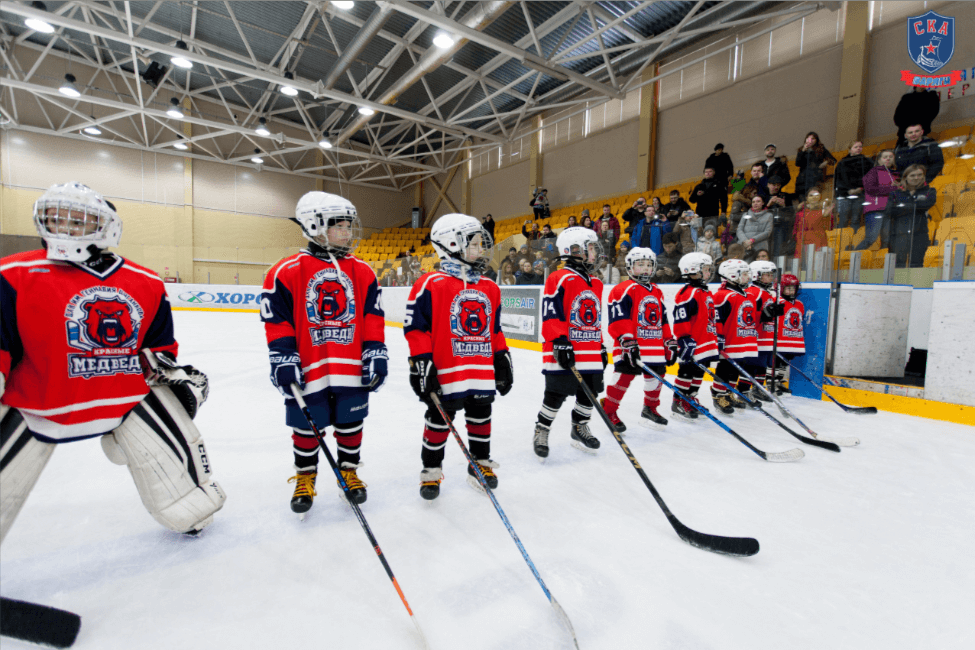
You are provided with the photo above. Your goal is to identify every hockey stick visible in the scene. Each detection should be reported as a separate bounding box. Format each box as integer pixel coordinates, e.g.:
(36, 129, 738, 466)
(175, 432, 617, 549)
(1, 597, 81, 648)
(291, 386, 429, 650)
(776, 353, 878, 414)
(570, 367, 760, 557)
(718, 356, 861, 448)
(429, 394, 580, 650)
(770, 268, 781, 395)
(694, 362, 840, 453)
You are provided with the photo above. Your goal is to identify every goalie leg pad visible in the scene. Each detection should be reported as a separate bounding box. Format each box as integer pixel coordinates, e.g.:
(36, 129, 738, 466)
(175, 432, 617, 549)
(109, 386, 226, 534)
(1, 406, 56, 545)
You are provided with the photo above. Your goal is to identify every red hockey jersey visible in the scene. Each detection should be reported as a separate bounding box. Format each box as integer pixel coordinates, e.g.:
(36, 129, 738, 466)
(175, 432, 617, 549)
(542, 268, 604, 374)
(262, 251, 384, 397)
(777, 298, 806, 354)
(0, 250, 178, 442)
(747, 284, 776, 352)
(404, 272, 507, 401)
(713, 283, 758, 359)
(672, 284, 718, 362)
(607, 280, 672, 365)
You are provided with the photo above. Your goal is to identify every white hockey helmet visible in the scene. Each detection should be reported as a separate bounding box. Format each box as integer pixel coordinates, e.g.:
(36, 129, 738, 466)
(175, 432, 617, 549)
(556, 226, 603, 272)
(294, 191, 361, 256)
(33, 182, 122, 262)
(431, 213, 493, 273)
(718, 258, 751, 286)
(749, 260, 778, 286)
(678, 252, 713, 281)
(625, 247, 656, 284)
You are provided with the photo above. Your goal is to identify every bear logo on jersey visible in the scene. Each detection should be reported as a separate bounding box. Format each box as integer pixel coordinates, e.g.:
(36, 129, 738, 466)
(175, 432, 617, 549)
(636, 295, 663, 339)
(449, 289, 493, 357)
(736, 300, 758, 338)
(569, 290, 602, 342)
(306, 268, 357, 345)
(64, 287, 145, 379)
(783, 306, 804, 338)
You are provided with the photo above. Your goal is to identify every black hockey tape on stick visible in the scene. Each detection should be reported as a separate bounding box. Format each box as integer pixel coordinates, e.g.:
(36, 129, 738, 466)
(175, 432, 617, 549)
(1, 597, 81, 648)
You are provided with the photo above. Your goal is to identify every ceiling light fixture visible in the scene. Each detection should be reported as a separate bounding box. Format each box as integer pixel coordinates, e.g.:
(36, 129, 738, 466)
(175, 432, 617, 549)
(433, 32, 455, 49)
(171, 40, 193, 69)
(83, 125, 101, 136)
(59, 73, 81, 98)
(319, 138, 333, 149)
(166, 97, 184, 119)
(960, 153, 974, 160)
(358, 106, 375, 116)
(280, 71, 299, 96)
(333, 1, 355, 10)
(251, 149, 264, 164)
(173, 141, 188, 150)
(256, 117, 270, 137)
(24, 2, 54, 33)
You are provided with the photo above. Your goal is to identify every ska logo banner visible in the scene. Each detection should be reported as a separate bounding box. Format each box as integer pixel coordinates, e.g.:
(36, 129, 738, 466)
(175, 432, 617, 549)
(908, 11, 953, 74)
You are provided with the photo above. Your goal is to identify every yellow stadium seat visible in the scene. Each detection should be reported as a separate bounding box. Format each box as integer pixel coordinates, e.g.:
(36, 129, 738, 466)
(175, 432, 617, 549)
(923, 246, 942, 268)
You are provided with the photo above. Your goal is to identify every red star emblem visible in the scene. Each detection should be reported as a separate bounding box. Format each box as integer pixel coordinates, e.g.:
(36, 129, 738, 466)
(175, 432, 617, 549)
(924, 43, 937, 54)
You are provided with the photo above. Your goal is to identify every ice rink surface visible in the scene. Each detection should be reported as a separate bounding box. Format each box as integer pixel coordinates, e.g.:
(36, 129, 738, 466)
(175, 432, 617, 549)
(2, 311, 973, 650)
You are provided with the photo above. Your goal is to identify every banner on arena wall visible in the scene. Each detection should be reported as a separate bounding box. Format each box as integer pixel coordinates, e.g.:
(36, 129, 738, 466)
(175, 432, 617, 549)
(788, 282, 831, 400)
(500, 287, 542, 343)
(166, 284, 263, 311)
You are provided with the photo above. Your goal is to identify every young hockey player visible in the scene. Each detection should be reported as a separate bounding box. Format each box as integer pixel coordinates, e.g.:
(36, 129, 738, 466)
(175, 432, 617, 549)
(746, 260, 779, 402)
(1, 182, 224, 542)
(262, 192, 387, 516)
(533, 227, 607, 459)
(771, 274, 806, 394)
(710, 259, 759, 414)
(404, 214, 512, 500)
(601, 247, 675, 431)
(670, 252, 719, 421)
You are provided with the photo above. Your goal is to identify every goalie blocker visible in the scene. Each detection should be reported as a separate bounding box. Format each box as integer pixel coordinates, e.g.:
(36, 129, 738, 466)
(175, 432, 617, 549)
(1, 350, 225, 542)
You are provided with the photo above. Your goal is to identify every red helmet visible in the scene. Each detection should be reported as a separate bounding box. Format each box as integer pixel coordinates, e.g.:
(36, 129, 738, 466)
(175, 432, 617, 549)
(780, 274, 800, 298)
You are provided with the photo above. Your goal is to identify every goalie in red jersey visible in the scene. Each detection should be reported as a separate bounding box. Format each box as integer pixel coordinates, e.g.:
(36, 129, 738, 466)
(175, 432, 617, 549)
(1, 182, 224, 543)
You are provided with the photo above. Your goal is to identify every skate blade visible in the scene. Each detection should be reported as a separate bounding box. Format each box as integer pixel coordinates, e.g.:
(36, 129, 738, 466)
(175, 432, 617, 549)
(671, 412, 699, 423)
(466, 474, 489, 494)
(637, 419, 667, 431)
(297, 512, 307, 522)
(535, 454, 547, 464)
(570, 440, 599, 455)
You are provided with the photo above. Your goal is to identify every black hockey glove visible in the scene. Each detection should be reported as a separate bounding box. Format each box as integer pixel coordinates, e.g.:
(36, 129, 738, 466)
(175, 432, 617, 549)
(601, 345, 609, 370)
(269, 347, 304, 398)
(361, 341, 389, 392)
(140, 349, 210, 418)
(716, 335, 726, 352)
(619, 335, 641, 368)
(762, 301, 785, 321)
(494, 350, 513, 396)
(664, 339, 678, 366)
(676, 336, 697, 364)
(552, 335, 575, 370)
(409, 355, 441, 403)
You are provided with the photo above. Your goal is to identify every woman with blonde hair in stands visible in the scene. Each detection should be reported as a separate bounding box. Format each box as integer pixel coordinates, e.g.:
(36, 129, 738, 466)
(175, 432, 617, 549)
(884, 164, 937, 268)
(792, 186, 833, 257)
(856, 149, 899, 251)
(499, 259, 517, 286)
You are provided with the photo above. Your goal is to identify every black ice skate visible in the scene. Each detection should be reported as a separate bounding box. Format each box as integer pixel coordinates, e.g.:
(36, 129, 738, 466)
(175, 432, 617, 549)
(467, 459, 499, 493)
(671, 393, 699, 421)
(710, 390, 736, 415)
(533, 423, 550, 461)
(570, 422, 600, 454)
(288, 469, 317, 519)
(638, 405, 668, 430)
(750, 386, 773, 403)
(600, 397, 627, 433)
(419, 467, 443, 501)
(728, 391, 749, 410)
(339, 462, 367, 505)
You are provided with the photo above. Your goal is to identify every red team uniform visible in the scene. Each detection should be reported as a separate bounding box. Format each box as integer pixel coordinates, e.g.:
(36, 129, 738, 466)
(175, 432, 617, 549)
(711, 263, 759, 411)
(670, 252, 719, 420)
(769, 275, 806, 394)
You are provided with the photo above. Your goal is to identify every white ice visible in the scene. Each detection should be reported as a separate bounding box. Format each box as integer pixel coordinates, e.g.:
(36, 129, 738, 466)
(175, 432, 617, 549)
(2, 311, 973, 650)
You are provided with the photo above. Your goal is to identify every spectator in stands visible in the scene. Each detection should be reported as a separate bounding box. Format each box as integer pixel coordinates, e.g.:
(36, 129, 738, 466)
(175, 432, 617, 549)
(856, 149, 898, 250)
(792, 187, 832, 256)
(747, 162, 769, 200)
(673, 210, 702, 254)
(654, 233, 682, 283)
(499, 260, 517, 286)
(531, 188, 549, 220)
(760, 144, 791, 187)
(615, 240, 631, 278)
(894, 124, 944, 184)
(795, 132, 837, 199)
(737, 195, 773, 262)
(689, 167, 727, 219)
(754, 249, 771, 262)
(894, 87, 940, 145)
(596, 257, 620, 284)
(834, 141, 873, 231)
(483, 214, 495, 241)
(651, 197, 663, 215)
(506, 246, 518, 268)
(726, 242, 746, 260)
(597, 220, 618, 263)
(662, 189, 691, 222)
(522, 220, 542, 242)
(885, 164, 937, 268)
(533, 258, 547, 277)
(630, 207, 668, 255)
(482, 261, 498, 282)
(516, 258, 541, 285)
(765, 176, 796, 258)
(728, 182, 759, 240)
(621, 197, 647, 229)
(539, 224, 557, 241)
(696, 222, 722, 264)
(705, 143, 735, 190)
(517, 244, 531, 265)
(581, 215, 594, 229)
(595, 204, 621, 240)
(567, 215, 578, 227)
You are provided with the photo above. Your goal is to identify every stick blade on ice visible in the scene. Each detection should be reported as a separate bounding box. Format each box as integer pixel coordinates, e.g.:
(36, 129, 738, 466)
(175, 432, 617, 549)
(1, 597, 81, 649)
(671, 518, 760, 557)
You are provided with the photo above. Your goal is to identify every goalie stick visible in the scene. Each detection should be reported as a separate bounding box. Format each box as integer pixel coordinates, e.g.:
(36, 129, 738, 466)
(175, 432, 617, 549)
(719, 355, 861, 448)
(429, 393, 581, 650)
(291, 386, 429, 650)
(694, 362, 841, 453)
(1, 597, 81, 648)
(776, 353, 878, 415)
(571, 367, 761, 557)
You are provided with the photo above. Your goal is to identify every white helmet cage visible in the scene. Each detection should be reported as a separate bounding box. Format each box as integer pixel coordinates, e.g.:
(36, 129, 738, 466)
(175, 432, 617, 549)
(625, 247, 657, 284)
(718, 258, 751, 286)
(678, 252, 713, 281)
(749, 260, 778, 286)
(430, 213, 494, 273)
(556, 226, 604, 272)
(33, 182, 122, 262)
(294, 191, 361, 256)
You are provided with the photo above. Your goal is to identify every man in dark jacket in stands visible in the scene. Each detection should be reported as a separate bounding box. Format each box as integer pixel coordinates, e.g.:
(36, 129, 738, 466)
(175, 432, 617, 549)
(662, 190, 691, 222)
(539, 223, 557, 241)
(654, 232, 683, 283)
(894, 86, 940, 144)
(760, 144, 791, 187)
(689, 167, 727, 219)
(834, 141, 873, 230)
(621, 197, 647, 228)
(894, 124, 944, 184)
(705, 143, 735, 190)
(765, 176, 795, 258)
